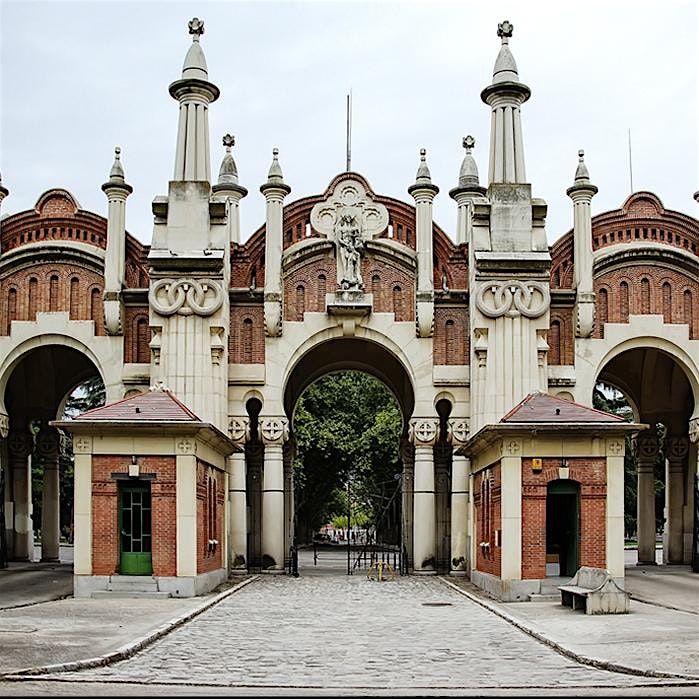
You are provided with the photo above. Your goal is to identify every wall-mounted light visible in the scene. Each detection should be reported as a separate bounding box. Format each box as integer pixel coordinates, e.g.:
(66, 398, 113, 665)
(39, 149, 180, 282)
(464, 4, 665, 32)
(129, 455, 140, 478)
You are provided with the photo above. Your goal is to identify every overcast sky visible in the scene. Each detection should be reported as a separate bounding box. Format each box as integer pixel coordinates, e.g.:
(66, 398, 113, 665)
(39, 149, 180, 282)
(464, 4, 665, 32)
(1, 0, 697, 246)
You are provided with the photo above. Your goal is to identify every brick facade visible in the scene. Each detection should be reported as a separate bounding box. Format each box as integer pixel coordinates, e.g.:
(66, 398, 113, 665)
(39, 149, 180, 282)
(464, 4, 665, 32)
(124, 306, 151, 363)
(283, 254, 335, 320)
(196, 459, 225, 574)
(229, 305, 265, 363)
(473, 463, 502, 577)
(548, 308, 574, 365)
(91, 455, 177, 577)
(521, 457, 606, 579)
(433, 307, 469, 365)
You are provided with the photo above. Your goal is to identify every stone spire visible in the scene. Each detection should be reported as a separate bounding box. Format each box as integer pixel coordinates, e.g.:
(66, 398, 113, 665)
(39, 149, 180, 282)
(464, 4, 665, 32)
(449, 136, 487, 245)
(212, 134, 248, 244)
(101, 147, 133, 335)
(169, 17, 220, 182)
(481, 21, 531, 185)
(408, 149, 438, 338)
(567, 149, 598, 338)
(261, 148, 291, 337)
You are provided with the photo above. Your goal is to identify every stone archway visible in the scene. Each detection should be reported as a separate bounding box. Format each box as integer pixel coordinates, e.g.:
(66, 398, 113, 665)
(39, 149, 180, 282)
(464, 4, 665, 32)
(597, 346, 696, 566)
(1, 344, 103, 563)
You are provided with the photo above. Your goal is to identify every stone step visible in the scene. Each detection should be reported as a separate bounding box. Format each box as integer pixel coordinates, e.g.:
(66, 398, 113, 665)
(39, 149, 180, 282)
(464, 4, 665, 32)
(528, 593, 560, 602)
(91, 590, 172, 599)
(108, 580, 159, 592)
(109, 575, 158, 584)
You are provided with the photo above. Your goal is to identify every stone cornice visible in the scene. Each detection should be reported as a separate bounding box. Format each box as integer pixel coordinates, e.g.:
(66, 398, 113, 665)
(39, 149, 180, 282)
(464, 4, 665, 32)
(0, 241, 104, 277)
(594, 242, 699, 277)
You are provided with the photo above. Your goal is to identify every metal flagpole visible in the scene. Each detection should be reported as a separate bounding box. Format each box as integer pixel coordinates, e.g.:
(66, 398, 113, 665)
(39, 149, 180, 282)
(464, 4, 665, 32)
(628, 128, 634, 194)
(346, 90, 352, 172)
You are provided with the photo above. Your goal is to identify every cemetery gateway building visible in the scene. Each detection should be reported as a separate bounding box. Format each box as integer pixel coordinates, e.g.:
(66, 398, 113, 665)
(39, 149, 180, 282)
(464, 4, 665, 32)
(0, 19, 697, 600)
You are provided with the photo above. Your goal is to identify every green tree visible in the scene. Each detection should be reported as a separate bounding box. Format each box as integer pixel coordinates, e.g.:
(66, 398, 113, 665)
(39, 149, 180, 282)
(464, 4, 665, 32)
(292, 371, 402, 543)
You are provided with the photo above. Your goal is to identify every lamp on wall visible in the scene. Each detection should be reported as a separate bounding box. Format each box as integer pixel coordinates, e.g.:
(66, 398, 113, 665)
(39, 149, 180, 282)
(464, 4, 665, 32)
(129, 455, 140, 478)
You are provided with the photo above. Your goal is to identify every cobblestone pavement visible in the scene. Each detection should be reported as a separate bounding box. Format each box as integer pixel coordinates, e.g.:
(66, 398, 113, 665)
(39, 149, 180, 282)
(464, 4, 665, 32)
(26, 575, 698, 693)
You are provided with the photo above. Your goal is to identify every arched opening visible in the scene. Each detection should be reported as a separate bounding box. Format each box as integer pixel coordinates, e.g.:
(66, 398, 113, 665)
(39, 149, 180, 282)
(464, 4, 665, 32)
(595, 346, 696, 567)
(1, 345, 104, 567)
(546, 480, 580, 578)
(243, 337, 425, 576)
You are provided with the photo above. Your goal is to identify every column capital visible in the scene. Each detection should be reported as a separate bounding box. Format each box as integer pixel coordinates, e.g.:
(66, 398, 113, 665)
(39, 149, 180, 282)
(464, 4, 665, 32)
(667, 435, 689, 461)
(634, 432, 659, 461)
(7, 429, 32, 460)
(228, 415, 250, 448)
(689, 417, 699, 444)
(447, 418, 470, 449)
(36, 426, 61, 460)
(408, 418, 440, 448)
(259, 416, 289, 446)
(0, 412, 8, 438)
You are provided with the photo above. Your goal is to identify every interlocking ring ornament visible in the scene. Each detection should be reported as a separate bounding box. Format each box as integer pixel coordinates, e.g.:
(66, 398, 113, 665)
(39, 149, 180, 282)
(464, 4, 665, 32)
(475, 280, 550, 319)
(149, 278, 224, 317)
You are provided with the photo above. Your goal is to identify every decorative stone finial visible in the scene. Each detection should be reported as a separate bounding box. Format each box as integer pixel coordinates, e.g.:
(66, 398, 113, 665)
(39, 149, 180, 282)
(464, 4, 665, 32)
(149, 381, 169, 392)
(416, 148, 432, 183)
(217, 134, 239, 185)
(188, 17, 204, 41)
(497, 20, 513, 43)
(463, 135, 475, 154)
(109, 146, 125, 182)
(457, 135, 480, 187)
(574, 149, 591, 183)
(268, 147, 283, 181)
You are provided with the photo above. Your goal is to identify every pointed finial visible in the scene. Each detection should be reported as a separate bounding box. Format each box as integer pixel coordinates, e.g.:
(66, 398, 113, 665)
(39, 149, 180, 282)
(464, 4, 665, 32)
(268, 147, 284, 181)
(188, 17, 204, 42)
(574, 149, 591, 183)
(457, 135, 480, 187)
(217, 134, 239, 185)
(415, 147, 432, 183)
(109, 146, 125, 182)
(497, 20, 513, 44)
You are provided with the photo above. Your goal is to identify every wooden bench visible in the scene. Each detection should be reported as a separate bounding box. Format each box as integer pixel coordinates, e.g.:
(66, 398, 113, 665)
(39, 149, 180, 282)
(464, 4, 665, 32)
(558, 566, 630, 614)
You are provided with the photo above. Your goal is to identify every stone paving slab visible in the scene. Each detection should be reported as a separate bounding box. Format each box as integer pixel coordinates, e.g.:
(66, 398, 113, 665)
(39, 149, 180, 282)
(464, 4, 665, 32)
(19, 575, 697, 692)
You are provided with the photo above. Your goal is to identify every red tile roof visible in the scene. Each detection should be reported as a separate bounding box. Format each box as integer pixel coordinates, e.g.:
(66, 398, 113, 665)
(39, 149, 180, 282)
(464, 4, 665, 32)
(74, 390, 201, 422)
(501, 391, 625, 424)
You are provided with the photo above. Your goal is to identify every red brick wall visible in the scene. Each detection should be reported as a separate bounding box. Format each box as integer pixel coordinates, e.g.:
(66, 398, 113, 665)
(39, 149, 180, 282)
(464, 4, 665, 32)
(548, 308, 574, 365)
(594, 266, 698, 339)
(196, 460, 225, 574)
(0, 263, 106, 336)
(229, 305, 265, 363)
(91, 455, 177, 576)
(521, 457, 606, 580)
(124, 306, 150, 363)
(284, 255, 336, 320)
(433, 307, 469, 364)
(473, 463, 502, 577)
(364, 257, 415, 321)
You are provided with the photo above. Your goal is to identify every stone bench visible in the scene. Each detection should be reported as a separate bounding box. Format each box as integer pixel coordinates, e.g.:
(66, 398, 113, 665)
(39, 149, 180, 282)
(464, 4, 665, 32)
(558, 566, 630, 614)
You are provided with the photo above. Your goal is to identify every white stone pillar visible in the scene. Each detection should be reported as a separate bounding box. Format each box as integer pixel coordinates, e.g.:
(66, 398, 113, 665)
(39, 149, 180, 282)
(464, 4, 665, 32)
(227, 416, 249, 573)
(260, 417, 289, 573)
(8, 430, 32, 561)
(665, 436, 688, 564)
(260, 150, 291, 338)
(409, 418, 439, 574)
(37, 427, 61, 562)
(408, 149, 438, 338)
(566, 150, 598, 338)
(605, 438, 626, 578)
(450, 455, 470, 575)
(635, 433, 659, 565)
(500, 441, 522, 581)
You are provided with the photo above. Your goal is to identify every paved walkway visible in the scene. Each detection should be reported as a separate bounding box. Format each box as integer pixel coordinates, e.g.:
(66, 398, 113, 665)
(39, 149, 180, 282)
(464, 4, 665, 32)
(0, 564, 697, 694)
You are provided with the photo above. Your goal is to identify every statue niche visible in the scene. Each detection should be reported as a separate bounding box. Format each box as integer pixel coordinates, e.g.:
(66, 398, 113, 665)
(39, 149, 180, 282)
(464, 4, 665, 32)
(336, 210, 364, 291)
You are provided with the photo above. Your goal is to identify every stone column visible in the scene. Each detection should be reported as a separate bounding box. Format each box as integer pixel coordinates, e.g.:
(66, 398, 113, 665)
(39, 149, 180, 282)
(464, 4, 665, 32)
(36, 426, 61, 562)
(8, 429, 32, 561)
(260, 417, 289, 573)
(665, 436, 688, 564)
(399, 437, 414, 570)
(283, 438, 296, 570)
(635, 433, 659, 565)
(409, 418, 439, 574)
(448, 418, 470, 575)
(227, 416, 250, 573)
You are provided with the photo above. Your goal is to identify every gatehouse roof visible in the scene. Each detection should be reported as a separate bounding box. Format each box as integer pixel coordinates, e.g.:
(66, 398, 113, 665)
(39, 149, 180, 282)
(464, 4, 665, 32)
(72, 387, 200, 422)
(501, 391, 625, 424)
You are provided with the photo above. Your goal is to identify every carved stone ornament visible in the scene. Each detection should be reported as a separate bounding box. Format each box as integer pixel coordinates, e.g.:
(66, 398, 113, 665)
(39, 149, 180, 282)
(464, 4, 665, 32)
(35, 427, 60, 460)
(475, 280, 550, 319)
(73, 436, 93, 454)
(149, 278, 224, 317)
(667, 436, 689, 461)
(0, 412, 9, 439)
(177, 438, 195, 455)
(259, 417, 289, 445)
(634, 433, 659, 461)
(408, 418, 439, 447)
(7, 430, 32, 459)
(689, 417, 699, 444)
(447, 418, 470, 447)
(103, 295, 123, 336)
(575, 293, 596, 338)
(606, 439, 624, 456)
(228, 416, 251, 446)
(309, 177, 389, 290)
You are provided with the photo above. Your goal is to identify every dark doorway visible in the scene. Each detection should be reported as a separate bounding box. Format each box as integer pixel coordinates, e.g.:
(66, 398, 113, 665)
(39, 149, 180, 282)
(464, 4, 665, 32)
(546, 479, 580, 578)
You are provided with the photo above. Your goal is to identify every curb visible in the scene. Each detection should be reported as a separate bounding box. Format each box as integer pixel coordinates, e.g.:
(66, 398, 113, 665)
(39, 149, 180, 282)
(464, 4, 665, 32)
(439, 577, 699, 683)
(2, 575, 259, 679)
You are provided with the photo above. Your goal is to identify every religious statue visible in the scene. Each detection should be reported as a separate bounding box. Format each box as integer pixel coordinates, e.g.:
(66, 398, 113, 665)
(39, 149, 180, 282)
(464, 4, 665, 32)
(336, 211, 364, 290)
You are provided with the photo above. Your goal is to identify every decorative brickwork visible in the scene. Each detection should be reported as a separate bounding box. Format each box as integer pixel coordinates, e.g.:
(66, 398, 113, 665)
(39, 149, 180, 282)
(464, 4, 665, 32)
(196, 459, 225, 574)
(548, 308, 574, 365)
(283, 255, 335, 320)
(123, 307, 151, 363)
(124, 236, 150, 288)
(363, 257, 415, 321)
(473, 463, 501, 577)
(433, 307, 469, 365)
(521, 457, 606, 580)
(91, 455, 177, 577)
(594, 266, 698, 339)
(0, 263, 105, 335)
(229, 305, 264, 363)
(549, 234, 574, 289)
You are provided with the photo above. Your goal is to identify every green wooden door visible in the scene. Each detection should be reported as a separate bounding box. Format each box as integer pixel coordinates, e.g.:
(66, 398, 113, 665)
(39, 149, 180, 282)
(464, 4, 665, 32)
(119, 482, 153, 575)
